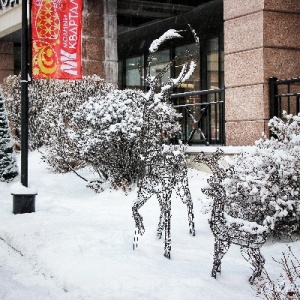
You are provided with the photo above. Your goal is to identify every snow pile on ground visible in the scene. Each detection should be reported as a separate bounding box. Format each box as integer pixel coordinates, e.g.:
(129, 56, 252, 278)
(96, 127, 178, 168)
(0, 151, 299, 300)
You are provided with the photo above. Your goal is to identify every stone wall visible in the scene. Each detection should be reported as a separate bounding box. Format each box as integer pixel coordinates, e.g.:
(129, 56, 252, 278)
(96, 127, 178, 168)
(0, 41, 14, 82)
(82, 0, 117, 84)
(224, 0, 300, 146)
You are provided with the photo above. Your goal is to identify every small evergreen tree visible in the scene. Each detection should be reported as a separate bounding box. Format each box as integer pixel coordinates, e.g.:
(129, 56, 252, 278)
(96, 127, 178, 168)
(0, 92, 18, 182)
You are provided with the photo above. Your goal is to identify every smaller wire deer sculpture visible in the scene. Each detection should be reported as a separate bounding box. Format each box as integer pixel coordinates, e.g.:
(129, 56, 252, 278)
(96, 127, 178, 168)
(194, 149, 268, 284)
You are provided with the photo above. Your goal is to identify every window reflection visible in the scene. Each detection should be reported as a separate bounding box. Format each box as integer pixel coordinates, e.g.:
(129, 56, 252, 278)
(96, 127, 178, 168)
(125, 55, 144, 89)
(149, 49, 170, 87)
(207, 37, 224, 142)
(207, 37, 219, 90)
(175, 43, 200, 93)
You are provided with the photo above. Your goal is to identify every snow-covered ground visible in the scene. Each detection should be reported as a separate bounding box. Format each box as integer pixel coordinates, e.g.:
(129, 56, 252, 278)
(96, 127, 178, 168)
(0, 151, 299, 300)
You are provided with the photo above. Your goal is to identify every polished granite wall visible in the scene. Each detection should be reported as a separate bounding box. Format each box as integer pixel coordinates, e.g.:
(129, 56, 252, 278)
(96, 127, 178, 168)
(224, 0, 300, 145)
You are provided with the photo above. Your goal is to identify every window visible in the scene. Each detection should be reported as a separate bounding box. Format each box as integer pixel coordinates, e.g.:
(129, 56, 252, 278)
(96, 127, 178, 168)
(207, 37, 224, 142)
(119, 35, 225, 144)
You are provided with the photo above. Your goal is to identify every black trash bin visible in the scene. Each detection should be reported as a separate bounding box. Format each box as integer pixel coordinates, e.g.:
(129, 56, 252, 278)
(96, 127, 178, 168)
(12, 193, 36, 214)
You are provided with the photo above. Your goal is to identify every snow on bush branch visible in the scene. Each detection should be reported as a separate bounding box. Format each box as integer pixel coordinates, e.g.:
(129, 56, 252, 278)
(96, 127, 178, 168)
(0, 91, 18, 182)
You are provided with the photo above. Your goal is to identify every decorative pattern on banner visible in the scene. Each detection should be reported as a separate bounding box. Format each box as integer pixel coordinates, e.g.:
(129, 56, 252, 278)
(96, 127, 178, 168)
(32, 0, 82, 79)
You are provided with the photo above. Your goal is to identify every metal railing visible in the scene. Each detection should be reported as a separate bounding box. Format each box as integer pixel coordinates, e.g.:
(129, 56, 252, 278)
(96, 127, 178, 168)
(170, 88, 225, 145)
(269, 77, 300, 118)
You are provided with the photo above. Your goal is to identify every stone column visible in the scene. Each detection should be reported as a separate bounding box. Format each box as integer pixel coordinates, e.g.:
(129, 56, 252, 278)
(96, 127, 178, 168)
(103, 0, 117, 84)
(224, 0, 300, 146)
(0, 41, 14, 83)
(82, 0, 117, 84)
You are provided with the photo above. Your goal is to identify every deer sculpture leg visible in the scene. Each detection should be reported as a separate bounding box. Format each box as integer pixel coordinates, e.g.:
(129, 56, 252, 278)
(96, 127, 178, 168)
(162, 189, 172, 259)
(156, 193, 164, 239)
(186, 202, 195, 236)
(176, 176, 195, 236)
(133, 147, 195, 258)
(132, 184, 153, 236)
(241, 247, 265, 284)
(212, 238, 230, 278)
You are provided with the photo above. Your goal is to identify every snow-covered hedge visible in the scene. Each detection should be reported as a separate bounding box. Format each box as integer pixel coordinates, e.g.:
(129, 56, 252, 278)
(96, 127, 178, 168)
(70, 89, 144, 188)
(1, 28, 196, 192)
(2, 75, 114, 150)
(37, 77, 114, 173)
(68, 88, 181, 190)
(2, 74, 181, 190)
(224, 112, 300, 237)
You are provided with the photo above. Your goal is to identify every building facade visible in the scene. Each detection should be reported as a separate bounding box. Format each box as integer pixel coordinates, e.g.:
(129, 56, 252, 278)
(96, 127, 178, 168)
(0, 0, 299, 146)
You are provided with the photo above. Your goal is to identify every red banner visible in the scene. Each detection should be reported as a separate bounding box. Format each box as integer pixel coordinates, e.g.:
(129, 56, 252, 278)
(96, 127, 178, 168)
(31, 0, 82, 79)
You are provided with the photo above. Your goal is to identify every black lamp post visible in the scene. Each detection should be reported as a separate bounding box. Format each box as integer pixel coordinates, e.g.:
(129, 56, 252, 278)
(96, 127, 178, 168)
(21, 0, 29, 187)
(12, 0, 36, 214)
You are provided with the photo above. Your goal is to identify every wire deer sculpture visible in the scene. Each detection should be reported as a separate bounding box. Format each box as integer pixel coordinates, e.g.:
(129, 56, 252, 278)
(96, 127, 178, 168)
(194, 149, 268, 284)
(132, 27, 198, 258)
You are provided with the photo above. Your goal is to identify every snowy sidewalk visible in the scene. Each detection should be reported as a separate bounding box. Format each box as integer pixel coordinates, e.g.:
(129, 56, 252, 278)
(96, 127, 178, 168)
(0, 236, 72, 300)
(0, 151, 299, 300)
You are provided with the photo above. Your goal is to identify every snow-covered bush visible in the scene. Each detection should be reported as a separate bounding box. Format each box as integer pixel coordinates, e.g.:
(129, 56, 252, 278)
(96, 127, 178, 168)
(38, 76, 114, 173)
(70, 89, 144, 188)
(1, 75, 21, 149)
(69, 88, 181, 190)
(256, 246, 300, 299)
(2, 75, 114, 174)
(0, 92, 18, 182)
(224, 112, 300, 237)
(2, 75, 114, 151)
